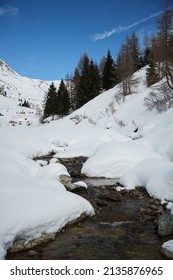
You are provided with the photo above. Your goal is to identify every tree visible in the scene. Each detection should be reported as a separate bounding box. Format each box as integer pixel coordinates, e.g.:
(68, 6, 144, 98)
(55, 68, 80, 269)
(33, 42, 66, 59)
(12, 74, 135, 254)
(116, 37, 139, 102)
(70, 68, 80, 110)
(76, 53, 91, 108)
(57, 79, 70, 116)
(21, 100, 30, 108)
(102, 49, 117, 90)
(157, 2, 173, 90)
(130, 32, 142, 71)
(0, 85, 6, 96)
(76, 53, 101, 108)
(88, 59, 101, 99)
(43, 83, 58, 119)
(146, 60, 160, 87)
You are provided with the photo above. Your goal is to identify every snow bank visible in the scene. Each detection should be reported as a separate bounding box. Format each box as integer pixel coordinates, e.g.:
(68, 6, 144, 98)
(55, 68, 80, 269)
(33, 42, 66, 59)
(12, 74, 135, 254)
(120, 159, 173, 201)
(0, 145, 94, 260)
(82, 140, 161, 178)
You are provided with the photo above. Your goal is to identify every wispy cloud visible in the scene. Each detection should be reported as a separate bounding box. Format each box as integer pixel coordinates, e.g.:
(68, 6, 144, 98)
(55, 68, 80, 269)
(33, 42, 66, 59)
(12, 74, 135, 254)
(0, 6, 19, 17)
(92, 11, 162, 41)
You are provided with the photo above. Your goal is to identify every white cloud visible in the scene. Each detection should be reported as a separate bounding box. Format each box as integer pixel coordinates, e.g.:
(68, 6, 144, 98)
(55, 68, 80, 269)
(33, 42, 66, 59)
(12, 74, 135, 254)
(92, 11, 162, 41)
(0, 6, 19, 16)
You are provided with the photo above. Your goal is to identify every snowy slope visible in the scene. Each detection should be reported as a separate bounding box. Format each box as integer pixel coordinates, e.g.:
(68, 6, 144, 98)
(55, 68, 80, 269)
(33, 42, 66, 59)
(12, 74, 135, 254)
(0, 60, 60, 107)
(0, 62, 173, 259)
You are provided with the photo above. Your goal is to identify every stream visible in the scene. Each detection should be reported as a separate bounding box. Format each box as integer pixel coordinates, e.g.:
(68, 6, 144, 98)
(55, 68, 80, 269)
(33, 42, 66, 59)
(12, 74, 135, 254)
(6, 155, 171, 260)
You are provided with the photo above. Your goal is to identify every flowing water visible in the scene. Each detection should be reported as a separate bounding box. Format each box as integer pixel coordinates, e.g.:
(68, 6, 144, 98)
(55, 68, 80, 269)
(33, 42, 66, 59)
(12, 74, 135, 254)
(6, 156, 170, 260)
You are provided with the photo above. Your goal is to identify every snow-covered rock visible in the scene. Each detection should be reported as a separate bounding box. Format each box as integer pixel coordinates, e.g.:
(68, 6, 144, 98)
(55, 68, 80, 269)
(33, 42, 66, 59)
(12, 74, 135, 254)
(161, 240, 173, 259)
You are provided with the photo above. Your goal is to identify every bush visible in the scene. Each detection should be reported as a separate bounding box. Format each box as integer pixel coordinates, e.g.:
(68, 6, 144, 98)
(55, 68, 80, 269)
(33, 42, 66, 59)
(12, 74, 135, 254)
(144, 83, 173, 112)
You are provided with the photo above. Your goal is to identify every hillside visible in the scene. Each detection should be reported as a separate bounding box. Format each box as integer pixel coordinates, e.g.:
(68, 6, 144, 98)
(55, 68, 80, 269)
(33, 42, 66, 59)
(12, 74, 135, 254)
(0, 60, 60, 107)
(0, 61, 173, 259)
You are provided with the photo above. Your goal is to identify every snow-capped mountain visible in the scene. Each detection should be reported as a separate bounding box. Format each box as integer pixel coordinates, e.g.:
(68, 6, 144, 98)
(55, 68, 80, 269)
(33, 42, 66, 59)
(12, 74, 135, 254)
(0, 59, 60, 107)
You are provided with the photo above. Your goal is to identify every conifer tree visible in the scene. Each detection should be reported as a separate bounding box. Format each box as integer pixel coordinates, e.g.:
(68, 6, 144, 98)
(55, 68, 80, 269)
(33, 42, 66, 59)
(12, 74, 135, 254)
(43, 82, 58, 119)
(76, 53, 90, 108)
(75, 53, 101, 108)
(88, 59, 101, 99)
(57, 79, 70, 116)
(102, 49, 116, 90)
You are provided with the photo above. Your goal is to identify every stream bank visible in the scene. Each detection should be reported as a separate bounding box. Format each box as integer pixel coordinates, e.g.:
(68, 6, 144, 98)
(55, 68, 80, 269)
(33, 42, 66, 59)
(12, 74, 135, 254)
(6, 155, 172, 260)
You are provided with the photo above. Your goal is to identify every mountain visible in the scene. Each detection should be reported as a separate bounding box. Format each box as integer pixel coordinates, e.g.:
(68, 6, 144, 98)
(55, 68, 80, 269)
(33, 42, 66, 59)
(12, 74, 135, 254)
(0, 60, 60, 108)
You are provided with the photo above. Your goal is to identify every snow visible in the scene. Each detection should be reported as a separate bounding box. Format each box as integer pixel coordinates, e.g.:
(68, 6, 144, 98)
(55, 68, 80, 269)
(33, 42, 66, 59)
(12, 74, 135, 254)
(82, 140, 161, 178)
(162, 240, 173, 254)
(120, 159, 173, 201)
(0, 61, 173, 259)
(0, 60, 61, 109)
(0, 145, 94, 259)
(74, 181, 88, 189)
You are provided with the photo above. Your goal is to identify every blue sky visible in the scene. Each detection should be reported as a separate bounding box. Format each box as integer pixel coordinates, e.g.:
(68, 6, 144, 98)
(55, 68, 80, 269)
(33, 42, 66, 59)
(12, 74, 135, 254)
(0, 0, 170, 80)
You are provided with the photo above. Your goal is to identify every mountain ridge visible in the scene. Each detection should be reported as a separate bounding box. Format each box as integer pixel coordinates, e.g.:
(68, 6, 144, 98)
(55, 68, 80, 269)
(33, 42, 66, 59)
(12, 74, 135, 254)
(0, 59, 61, 108)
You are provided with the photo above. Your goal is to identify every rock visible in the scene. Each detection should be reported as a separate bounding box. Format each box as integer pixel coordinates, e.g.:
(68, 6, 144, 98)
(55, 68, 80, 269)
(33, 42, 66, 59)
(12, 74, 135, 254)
(139, 207, 152, 215)
(71, 186, 87, 193)
(28, 250, 38, 257)
(133, 190, 144, 199)
(149, 198, 160, 206)
(59, 174, 78, 191)
(149, 203, 160, 210)
(59, 174, 72, 185)
(69, 170, 78, 177)
(96, 199, 109, 206)
(158, 214, 173, 237)
(9, 233, 56, 253)
(98, 191, 122, 202)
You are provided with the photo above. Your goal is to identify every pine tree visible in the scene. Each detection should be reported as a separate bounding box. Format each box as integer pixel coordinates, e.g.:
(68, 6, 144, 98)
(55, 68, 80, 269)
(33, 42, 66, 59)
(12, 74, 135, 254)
(57, 79, 70, 116)
(143, 46, 151, 66)
(88, 60, 101, 99)
(76, 53, 91, 108)
(102, 49, 116, 90)
(43, 82, 58, 119)
(75, 54, 101, 108)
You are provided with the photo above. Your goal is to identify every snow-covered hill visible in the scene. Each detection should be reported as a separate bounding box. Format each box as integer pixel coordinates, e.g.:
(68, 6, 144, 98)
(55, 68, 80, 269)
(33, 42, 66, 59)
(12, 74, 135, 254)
(0, 60, 60, 107)
(0, 59, 61, 126)
(0, 62, 173, 259)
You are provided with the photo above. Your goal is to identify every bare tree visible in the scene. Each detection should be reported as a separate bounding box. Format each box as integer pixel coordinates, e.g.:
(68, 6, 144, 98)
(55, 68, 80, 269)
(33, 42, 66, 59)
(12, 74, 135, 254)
(144, 82, 173, 112)
(116, 36, 140, 103)
(157, 2, 173, 90)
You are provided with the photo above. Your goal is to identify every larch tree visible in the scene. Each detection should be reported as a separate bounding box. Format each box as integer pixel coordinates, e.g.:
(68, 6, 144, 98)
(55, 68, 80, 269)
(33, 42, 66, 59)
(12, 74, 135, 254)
(157, 2, 173, 90)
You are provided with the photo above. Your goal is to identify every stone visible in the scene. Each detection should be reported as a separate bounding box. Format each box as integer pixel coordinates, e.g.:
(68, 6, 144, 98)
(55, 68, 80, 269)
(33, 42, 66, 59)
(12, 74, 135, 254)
(97, 191, 122, 202)
(28, 250, 37, 257)
(96, 199, 109, 206)
(9, 232, 56, 253)
(158, 214, 173, 237)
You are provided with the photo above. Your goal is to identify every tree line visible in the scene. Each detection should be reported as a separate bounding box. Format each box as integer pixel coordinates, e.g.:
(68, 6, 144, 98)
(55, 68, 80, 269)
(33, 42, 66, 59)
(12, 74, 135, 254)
(43, 2, 173, 119)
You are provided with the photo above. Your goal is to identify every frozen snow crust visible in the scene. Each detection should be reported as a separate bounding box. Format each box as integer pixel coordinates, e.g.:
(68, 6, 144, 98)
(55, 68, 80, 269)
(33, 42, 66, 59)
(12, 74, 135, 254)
(0, 64, 173, 259)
